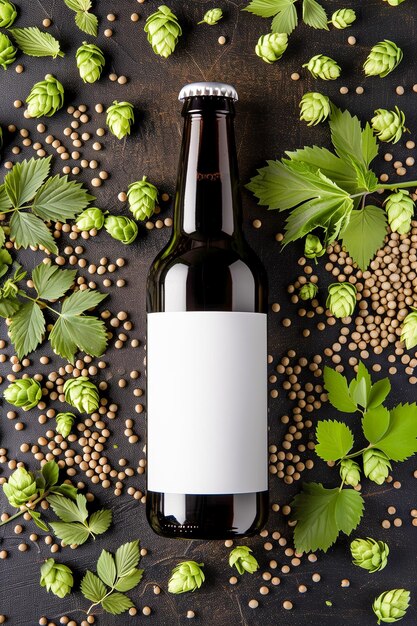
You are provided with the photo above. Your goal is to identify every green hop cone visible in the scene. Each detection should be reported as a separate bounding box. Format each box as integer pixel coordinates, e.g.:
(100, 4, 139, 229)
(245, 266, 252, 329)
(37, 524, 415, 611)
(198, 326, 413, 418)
(26, 74, 64, 118)
(229, 546, 259, 575)
(384, 190, 414, 234)
(106, 100, 134, 140)
(326, 282, 357, 318)
(105, 215, 138, 244)
(55, 412, 75, 438)
(373, 589, 410, 624)
(400, 307, 417, 349)
(299, 92, 331, 126)
(363, 40, 403, 78)
(198, 8, 223, 25)
(255, 33, 288, 64)
(383, 0, 406, 5)
(340, 458, 361, 487)
(76, 207, 105, 231)
(76, 42, 105, 84)
(304, 234, 325, 260)
(299, 282, 318, 301)
(40, 559, 74, 598)
(350, 538, 389, 573)
(303, 54, 341, 80)
(331, 8, 356, 29)
(127, 176, 158, 221)
(4, 378, 42, 410)
(0, 0, 17, 27)
(168, 561, 205, 594)
(63, 376, 99, 414)
(0, 248, 12, 279)
(3, 467, 38, 508)
(0, 32, 16, 69)
(371, 106, 407, 144)
(144, 5, 182, 58)
(363, 449, 391, 485)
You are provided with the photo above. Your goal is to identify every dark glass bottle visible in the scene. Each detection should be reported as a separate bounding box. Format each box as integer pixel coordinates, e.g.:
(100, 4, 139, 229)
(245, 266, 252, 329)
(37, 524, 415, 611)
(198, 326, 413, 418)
(146, 82, 268, 539)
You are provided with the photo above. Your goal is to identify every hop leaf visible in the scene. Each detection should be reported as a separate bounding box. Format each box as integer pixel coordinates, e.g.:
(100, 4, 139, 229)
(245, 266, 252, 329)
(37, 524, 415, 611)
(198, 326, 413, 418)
(144, 5, 182, 58)
(326, 282, 357, 318)
(40, 559, 74, 598)
(331, 8, 356, 29)
(76, 42, 105, 83)
(229, 546, 259, 574)
(55, 412, 75, 438)
(3, 467, 38, 508)
(76, 207, 105, 231)
(371, 107, 407, 144)
(0, 1, 17, 28)
(198, 8, 223, 25)
(363, 449, 391, 485)
(255, 32, 288, 64)
(26, 74, 64, 118)
(384, 190, 414, 234)
(127, 177, 158, 221)
(105, 215, 138, 244)
(373, 589, 410, 624)
(350, 537, 389, 573)
(168, 561, 205, 594)
(299, 92, 331, 126)
(0, 32, 16, 69)
(4, 377, 42, 410)
(106, 101, 134, 140)
(303, 54, 341, 80)
(304, 234, 325, 260)
(299, 282, 318, 300)
(340, 459, 361, 487)
(364, 40, 403, 77)
(63, 376, 99, 414)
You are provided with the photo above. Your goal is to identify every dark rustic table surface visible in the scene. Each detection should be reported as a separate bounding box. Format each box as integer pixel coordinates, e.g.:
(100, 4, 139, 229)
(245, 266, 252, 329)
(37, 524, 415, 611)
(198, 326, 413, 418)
(1, 1, 417, 625)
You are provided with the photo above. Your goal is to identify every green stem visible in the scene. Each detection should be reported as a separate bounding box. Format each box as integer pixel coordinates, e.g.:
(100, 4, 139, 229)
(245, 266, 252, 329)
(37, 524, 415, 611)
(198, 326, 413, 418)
(20, 292, 61, 317)
(342, 444, 372, 461)
(0, 492, 48, 527)
(378, 180, 417, 191)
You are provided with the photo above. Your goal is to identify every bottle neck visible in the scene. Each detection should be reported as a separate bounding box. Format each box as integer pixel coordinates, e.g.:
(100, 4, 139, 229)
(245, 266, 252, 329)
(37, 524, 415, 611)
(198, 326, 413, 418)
(174, 96, 242, 240)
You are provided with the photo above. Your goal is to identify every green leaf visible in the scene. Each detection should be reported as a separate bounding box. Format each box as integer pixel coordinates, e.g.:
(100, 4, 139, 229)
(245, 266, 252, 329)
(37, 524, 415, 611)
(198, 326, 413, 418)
(41, 460, 59, 488)
(61, 289, 107, 315)
(0, 296, 21, 318)
(32, 175, 95, 222)
(29, 510, 49, 532)
(286, 146, 359, 195)
(362, 405, 391, 444)
(376, 403, 417, 461)
(356, 361, 372, 407)
(271, 2, 298, 33)
(81, 570, 107, 603)
(302, 0, 328, 30)
(49, 521, 90, 545)
(0, 185, 13, 212)
(32, 263, 76, 301)
(330, 108, 378, 175)
(75, 494, 89, 521)
(9, 300, 45, 359)
(114, 569, 144, 592)
(101, 592, 134, 615)
(115, 540, 140, 578)
(342, 205, 387, 271)
(47, 493, 88, 523)
(9, 28, 64, 58)
(323, 366, 358, 413)
(50, 483, 78, 500)
(243, 0, 292, 17)
(315, 420, 354, 461)
(75, 10, 98, 36)
(361, 122, 379, 169)
(353, 378, 368, 409)
(64, 0, 92, 10)
(4, 157, 51, 207)
(50, 315, 108, 363)
(0, 227, 5, 247)
(368, 378, 391, 409)
(0, 248, 12, 279)
(97, 549, 117, 588)
(10, 212, 58, 254)
(290, 483, 364, 553)
(88, 509, 112, 535)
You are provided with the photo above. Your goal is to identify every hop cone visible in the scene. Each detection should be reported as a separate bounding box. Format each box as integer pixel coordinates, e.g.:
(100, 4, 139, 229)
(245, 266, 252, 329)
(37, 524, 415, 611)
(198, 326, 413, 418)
(331, 8, 356, 29)
(383, 0, 406, 5)
(326, 282, 357, 318)
(304, 234, 325, 260)
(40, 559, 74, 598)
(400, 307, 417, 349)
(76, 207, 105, 231)
(26, 74, 64, 118)
(144, 5, 182, 58)
(303, 54, 341, 80)
(105, 215, 138, 245)
(350, 538, 389, 573)
(76, 42, 105, 84)
(385, 190, 414, 234)
(127, 176, 158, 221)
(4, 378, 42, 410)
(363, 449, 391, 485)
(55, 412, 75, 438)
(299, 282, 318, 301)
(106, 100, 134, 140)
(371, 106, 407, 144)
(364, 40, 403, 77)
(255, 33, 288, 64)
(63, 376, 99, 414)
(0, 0, 17, 27)
(0, 32, 16, 69)
(340, 458, 361, 487)
(229, 546, 259, 575)
(198, 8, 223, 25)
(3, 467, 38, 508)
(168, 561, 205, 594)
(299, 92, 331, 126)
(373, 589, 410, 624)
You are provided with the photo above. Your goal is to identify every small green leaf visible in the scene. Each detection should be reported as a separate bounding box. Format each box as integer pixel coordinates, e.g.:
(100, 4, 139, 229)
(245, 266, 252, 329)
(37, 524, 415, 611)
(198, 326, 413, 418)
(61, 289, 107, 315)
(88, 509, 112, 535)
(114, 568, 144, 592)
(0, 248, 12, 279)
(10, 27, 64, 58)
(368, 378, 391, 409)
(41, 460, 59, 488)
(97, 549, 117, 588)
(10, 211, 58, 254)
(356, 362, 372, 404)
(0, 296, 21, 318)
(64, 0, 92, 10)
(315, 420, 354, 461)
(353, 378, 368, 409)
(29, 510, 49, 532)
(342, 205, 387, 271)
(9, 300, 45, 359)
(75, 10, 98, 36)
(334, 489, 364, 535)
(4, 157, 51, 207)
(271, 1, 298, 33)
(115, 540, 140, 578)
(81, 570, 107, 603)
(376, 403, 417, 461)
(0, 185, 12, 212)
(47, 493, 88, 523)
(362, 405, 391, 444)
(323, 366, 357, 413)
(32, 175, 95, 222)
(49, 483, 78, 500)
(101, 592, 134, 615)
(49, 521, 90, 545)
(32, 264, 76, 300)
(0, 226, 5, 247)
(302, 0, 328, 30)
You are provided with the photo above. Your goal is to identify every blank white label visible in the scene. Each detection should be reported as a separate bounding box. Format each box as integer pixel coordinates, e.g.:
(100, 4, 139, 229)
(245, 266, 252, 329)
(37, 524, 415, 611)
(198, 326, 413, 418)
(147, 311, 268, 494)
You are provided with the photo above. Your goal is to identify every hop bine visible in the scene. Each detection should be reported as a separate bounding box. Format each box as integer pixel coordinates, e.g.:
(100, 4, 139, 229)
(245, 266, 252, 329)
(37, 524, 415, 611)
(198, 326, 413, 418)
(373, 589, 410, 624)
(331, 8, 356, 29)
(255, 33, 288, 64)
(371, 106, 407, 144)
(76, 207, 106, 231)
(400, 307, 417, 349)
(4, 378, 42, 410)
(299, 92, 331, 126)
(198, 8, 223, 25)
(384, 190, 414, 234)
(0, 32, 16, 69)
(340, 459, 361, 487)
(26, 74, 64, 118)
(144, 5, 182, 58)
(363, 449, 391, 485)
(350, 538, 389, 573)
(127, 176, 158, 221)
(3, 467, 38, 508)
(55, 412, 75, 438)
(168, 561, 205, 594)
(106, 100, 134, 139)
(303, 54, 341, 80)
(104, 215, 138, 244)
(76, 42, 105, 84)
(363, 40, 403, 77)
(0, 0, 17, 28)
(304, 234, 325, 260)
(229, 546, 259, 575)
(299, 282, 318, 301)
(326, 282, 357, 318)
(63, 376, 99, 414)
(40, 559, 74, 598)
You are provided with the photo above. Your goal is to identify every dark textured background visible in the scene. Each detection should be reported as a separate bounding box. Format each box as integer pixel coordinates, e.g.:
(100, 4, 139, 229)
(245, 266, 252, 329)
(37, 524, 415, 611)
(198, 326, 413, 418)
(1, 1, 417, 624)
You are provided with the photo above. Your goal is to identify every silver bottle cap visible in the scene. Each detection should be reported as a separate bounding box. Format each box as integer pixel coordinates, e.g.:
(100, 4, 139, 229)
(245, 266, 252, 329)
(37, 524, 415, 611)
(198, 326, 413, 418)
(178, 82, 238, 102)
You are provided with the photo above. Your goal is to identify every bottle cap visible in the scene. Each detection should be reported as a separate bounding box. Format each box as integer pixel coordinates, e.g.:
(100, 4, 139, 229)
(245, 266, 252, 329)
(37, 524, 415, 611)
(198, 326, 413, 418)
(179, 82, 238, 102)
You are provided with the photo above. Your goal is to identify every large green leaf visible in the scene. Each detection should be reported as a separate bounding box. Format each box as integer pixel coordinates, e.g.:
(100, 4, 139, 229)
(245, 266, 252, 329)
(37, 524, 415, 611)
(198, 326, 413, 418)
(9, 300, 45, 358)
(302, 0, 328, 30)
(9, 211, 58, 254)
(342, 205, 387, 271)
(286, 146, 359, 195)
(376, 403, 417, 461)
(32, 175, 95, 222)
(4, 157, 51, 207)
(315, 420, 354, 462)
(271, 1, 298, 33)
(50, 315, 107, 363)
(32, 263, 76, 300)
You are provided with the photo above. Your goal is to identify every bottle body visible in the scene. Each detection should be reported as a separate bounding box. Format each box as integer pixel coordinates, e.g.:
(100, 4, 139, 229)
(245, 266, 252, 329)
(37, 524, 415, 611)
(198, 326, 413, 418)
(146, 84, 268, 539)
